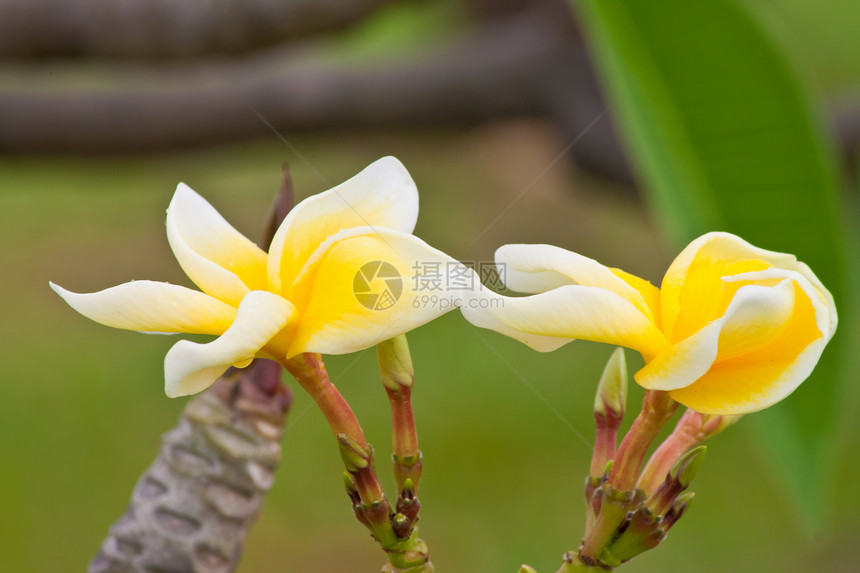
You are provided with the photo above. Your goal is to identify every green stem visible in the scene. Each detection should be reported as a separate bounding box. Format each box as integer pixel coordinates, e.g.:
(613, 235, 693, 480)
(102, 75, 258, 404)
(554, 552, 609, 572)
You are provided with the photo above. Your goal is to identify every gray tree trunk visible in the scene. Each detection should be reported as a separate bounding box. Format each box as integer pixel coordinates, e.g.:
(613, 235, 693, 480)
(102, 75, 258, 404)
(88, 360, 291, 573)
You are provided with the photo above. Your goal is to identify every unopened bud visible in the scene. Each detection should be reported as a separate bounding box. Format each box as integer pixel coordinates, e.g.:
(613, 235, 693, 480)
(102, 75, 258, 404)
(669, 446, 706, 489)
(602, 460, 614, 479)
(663, 491, 695, 529)
(645, 447, 704, 516)
(400, 477, 416, 499)
(519, 565, 539, 573)
(378, 335, 414, 392)
(392, 513, 412, 538)
(594, 348, 627, 419)
(337, 434, 370, 472)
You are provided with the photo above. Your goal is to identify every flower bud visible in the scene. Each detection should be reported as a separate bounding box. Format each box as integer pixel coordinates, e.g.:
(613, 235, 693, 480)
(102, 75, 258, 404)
(337, 433, 371, 472)
(378, 335, 414, 392)
(663, 491, 695, 530)
(669, 445, 706, 489)
(594, 348, 627, 419)
(645, 446, 705, 516)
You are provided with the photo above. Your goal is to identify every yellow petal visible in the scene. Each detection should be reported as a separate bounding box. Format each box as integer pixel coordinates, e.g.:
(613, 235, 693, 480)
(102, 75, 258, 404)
(789, 262, 837, 337)
(166, 183, 268, 306)
(267, 157, 419, 295)
(50, 280, 236, 335)
(668, 276, 828, 414)
(660, 232, 797, 343)
(462, 284, 669, 360)
(636, 278, 797, 391)
(163, 291, 295, 397)
(286, 227, 462, 357)
(609, 268, 662, 328)
(495, 244, 659, 323)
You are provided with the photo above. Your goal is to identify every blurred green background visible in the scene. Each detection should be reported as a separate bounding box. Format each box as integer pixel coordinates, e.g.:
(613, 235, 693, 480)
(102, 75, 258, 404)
(1, 1, 859, 572)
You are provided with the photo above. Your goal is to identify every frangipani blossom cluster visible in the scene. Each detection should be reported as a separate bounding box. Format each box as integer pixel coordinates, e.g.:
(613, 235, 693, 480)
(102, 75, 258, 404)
(54, 157, 840, 571)
(52, 157, 467, 397)
(54, 158, 836, 417)
(461, 233, 837, 415)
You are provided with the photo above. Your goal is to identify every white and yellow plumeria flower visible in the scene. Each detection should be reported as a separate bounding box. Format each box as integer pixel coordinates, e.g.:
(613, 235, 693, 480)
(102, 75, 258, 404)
(52, 157, 468, 397)
(462, 232, 837, 415)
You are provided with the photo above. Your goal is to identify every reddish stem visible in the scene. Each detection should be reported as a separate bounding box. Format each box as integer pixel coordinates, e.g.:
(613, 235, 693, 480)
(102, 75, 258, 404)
(281, 353, 386, 504)
(386, 385, 423, 493)
(609, 390, 679, 491)
(388, 386, 418, 458)
(590, 410, 622, 477)
(281, 353, 366, 446)
(637, 410, 705, 494)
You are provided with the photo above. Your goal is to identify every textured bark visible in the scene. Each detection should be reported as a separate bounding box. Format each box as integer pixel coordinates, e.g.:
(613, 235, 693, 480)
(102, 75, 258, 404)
(88, 360, 291, 573)
(0, 0, 391, 58)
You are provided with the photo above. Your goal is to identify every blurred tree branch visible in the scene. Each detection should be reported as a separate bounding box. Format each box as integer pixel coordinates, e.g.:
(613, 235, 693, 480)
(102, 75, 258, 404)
(1, 0, 854, 182)
(0, 0, 392, 58)
(0, 0, 634, 183)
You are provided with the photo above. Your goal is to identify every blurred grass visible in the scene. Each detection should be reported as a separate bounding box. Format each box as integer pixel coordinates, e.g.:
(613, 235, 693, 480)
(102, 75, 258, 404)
(1, 123, 858, 572)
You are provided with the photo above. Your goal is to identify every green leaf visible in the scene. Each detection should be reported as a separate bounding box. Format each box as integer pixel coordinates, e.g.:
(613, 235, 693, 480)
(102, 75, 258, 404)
(575, 0, 850, 527)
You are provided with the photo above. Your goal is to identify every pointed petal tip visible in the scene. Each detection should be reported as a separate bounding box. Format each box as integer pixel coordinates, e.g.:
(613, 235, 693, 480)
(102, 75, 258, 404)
(49, 281, 83, 305)
(173, 181, 195, 196)
(168, 183, 207, 216)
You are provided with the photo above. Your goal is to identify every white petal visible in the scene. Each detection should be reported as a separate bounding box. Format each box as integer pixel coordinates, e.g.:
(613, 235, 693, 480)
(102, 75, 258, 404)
(164, 291, 294, 397)
(50, 280, 236, 335)
(461, 285, 668, 359)
(494, 244, 580, 293)
(267, 157, 419, 294)
(665, 232, 798, 282)
(166, 183, 268, 306)
(460, 290, 573, 352)
(495, 244, 657, 321)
